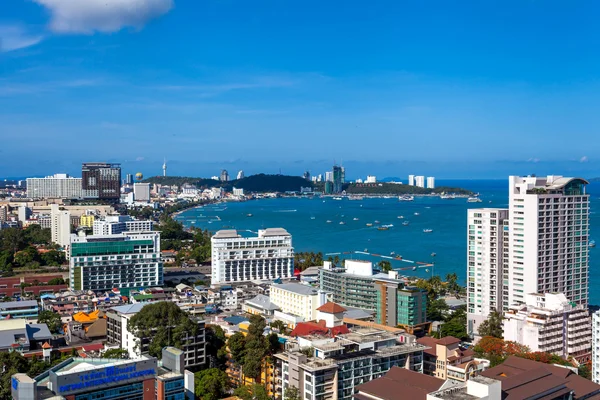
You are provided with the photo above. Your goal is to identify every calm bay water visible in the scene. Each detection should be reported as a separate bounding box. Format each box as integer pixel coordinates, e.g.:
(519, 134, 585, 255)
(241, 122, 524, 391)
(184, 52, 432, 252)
(175, 179, 600, 305)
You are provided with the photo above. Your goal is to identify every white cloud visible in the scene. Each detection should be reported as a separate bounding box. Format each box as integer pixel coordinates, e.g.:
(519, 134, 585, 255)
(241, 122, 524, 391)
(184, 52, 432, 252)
(527, 157, 540, 163)
(33, 0, 173, 34)
(580, 156, 588, 163)
(0, 25, 44, 52)
(135, 156, 145, 161)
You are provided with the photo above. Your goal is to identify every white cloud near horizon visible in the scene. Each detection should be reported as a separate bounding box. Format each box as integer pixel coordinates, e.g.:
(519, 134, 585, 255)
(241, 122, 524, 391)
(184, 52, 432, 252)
(580, 156, 589, 163)
(0, 25, 44, 52)
(33, 0, 173, 34)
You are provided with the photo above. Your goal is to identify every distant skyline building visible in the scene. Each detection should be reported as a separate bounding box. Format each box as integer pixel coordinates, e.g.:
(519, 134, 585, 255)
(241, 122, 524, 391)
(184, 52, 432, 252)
(427, 176, 435, 189)
(332, 165, 343, 193)
(220, 169, 229, 182)
(237, 170, 244, 180)
(50, 204, 71, 250)
(162, 158, 167, 177)
(211, 228, 294, 284)
(26, 173, 82, 199)
(133, 182, 150, 202)
(366, 175, 377, 183)
(81, 162, 121, 201)
(302, 170, 311, 181)
(415, 175, 425, 188)
(325, 171, 333, 182)
(125, 173, 133, 185)
(408, 175, 415, 186)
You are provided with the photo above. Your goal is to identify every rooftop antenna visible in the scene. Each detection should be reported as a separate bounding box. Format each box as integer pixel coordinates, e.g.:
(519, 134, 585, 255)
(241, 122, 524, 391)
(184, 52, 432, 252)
(162, 157, 167, 177)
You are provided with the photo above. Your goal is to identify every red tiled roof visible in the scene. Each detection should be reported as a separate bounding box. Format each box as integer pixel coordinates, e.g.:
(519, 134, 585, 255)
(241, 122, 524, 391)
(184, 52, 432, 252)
(316, 302, 347, 314)
(436, 336, 461, 346)
(41, 342, 52, 349)
(355, 366, 445, 400)
(290, 321, 349, 338)
(82, 343, 104, 352)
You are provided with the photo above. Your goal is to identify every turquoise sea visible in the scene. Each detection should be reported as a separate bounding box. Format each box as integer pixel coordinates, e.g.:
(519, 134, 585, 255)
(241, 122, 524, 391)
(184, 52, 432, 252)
(175, 179, 600, 305)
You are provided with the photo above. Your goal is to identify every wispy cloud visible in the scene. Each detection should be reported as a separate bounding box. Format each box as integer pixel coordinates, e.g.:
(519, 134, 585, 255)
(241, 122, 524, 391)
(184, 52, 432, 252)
(33, 0, 173, 34)
(580, 156, 589, 163)
(0, 78, 104, 96)
(153, 76, 298, 96)
(0, 25, 44, 52)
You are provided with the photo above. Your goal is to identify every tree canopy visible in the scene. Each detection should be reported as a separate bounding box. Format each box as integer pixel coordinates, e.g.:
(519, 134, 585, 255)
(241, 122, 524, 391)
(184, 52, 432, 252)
(194, 368, 230, 400)
(234, 384, 270, 400)
(127, 302, 198, 358)
(37, 310, 62, 334)
(439, 305, 468, 340)
(477, 311, 503, 338)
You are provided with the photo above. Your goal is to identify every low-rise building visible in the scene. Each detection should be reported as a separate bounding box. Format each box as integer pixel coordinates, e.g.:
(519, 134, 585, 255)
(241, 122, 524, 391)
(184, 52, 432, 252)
(417, 336, 488, 382)
(0, 319, 52, 352)
(269, 282, 327, 322)
(11, 347, 194, 400)
(593, 309, 600, 383)
(503, 292, 591, 363)
(0, 300, 39, 320)
(276, 327, 427, 400)
(355, 366, 445, 400)
(106, 303, 206, 369)
(242, 294, 280, 316)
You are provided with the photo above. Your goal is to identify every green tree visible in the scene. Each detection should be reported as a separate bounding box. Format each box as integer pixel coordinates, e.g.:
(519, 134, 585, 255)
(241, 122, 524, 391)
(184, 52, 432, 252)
(0, 250, 14, 274)
(0, 227, 25, 254)
(102, 348, 129, 359)
(268, 332, 280, 354)
(194, 368, 230, 400)
(445, 273, 460, 296)
(477, 311, 503, 338)
(47, 277, 66, 286)
(0, 351, 30, 399)
(205, 325, 227, 368)
(378, 260, 392, 272)
(41, 250, 66, 267)
(579, 364, 592, 380)
(227, 332, 247, 363)
(127, 302, 199, 358)
(23, 225, 51, 245)
(234, 384, 270, 400)
(284, 386, 301, 400)
(14, 246, 39, 267)
(427, 298, 449, 321)
(270, 320, 288, 334)
(37, 310, 62, 334)
(439, 306, 468, 340)
(241, 315, 269, 379)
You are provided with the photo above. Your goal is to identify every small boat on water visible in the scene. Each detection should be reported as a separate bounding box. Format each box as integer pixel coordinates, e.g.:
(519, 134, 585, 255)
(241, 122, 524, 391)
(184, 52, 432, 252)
(333, 197, 343, 200)
(590, 240, 596, 248)
(382, 224, 394, 228)
(467, 197, 482, 203)
(247, 213, 253, 217)
(399, 195, 414, 201)
(398, 215, 404, 219)
(349, 195, 364, 200)
(340, 221, 345, 225)
(310, 216, 316, 220)
(366, 223, 373, 227)
(414, 212, 420, 216)
(377, 226, 389, 231)
(423, 229, 433, 233)
(440, 193, 456, 199)
(374, 220, 380, 224)
(402, 221, 410, 226)
(353, 217, 359, 221)
(326, 220, 332, 223)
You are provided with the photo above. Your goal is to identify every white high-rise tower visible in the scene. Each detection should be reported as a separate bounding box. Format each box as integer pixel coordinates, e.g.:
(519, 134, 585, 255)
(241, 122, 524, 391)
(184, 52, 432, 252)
(162, 158, 167, 177)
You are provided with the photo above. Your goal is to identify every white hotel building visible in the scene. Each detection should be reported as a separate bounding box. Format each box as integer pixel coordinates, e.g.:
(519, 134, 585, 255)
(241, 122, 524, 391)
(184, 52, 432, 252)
(467, 176, 590, 340)
(211, 228, 294, 284)
(26, 173, 82, 199)
(592, 310, 600, 383)
(466, 208, 509, 337)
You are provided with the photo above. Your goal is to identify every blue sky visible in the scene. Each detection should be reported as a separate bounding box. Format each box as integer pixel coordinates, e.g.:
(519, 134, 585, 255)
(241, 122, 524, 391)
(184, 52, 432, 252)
(1, 0, 600, 179)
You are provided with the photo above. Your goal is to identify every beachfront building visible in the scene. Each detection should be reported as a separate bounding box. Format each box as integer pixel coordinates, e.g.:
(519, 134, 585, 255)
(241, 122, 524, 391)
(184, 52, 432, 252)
(26, 173, 82, 199)
(426, 177, 435, 189)
(211, 228, 294, 284)
(69, 231, 163, 292)
(415, 176, 425, 188)
(269, 282, 327, 322)
(503, 292, 591, 363)
(320, 261, 428, 330)
(466, 208, 509, 338)
(275, 327, 427, 400)
(92, 215, 154, 235)
(507, 175, 590, 308)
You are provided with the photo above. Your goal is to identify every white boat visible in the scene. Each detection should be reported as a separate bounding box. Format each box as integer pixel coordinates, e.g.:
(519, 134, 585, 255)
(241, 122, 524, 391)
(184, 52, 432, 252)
(326, 220, 332, 223)
(414, 212, 420, 216)
(382, 224, 394, 228)
(467, 197, 482, 203)
(590, 240, 596, 248)
(423, 229, 433, 233)
(353, 218, 359, 221)
(349, 195, 364, 200)
(402, 221, 410, 226)
(399, 195, 414, 201)
(397, 215, 404, 219)
(333, 197, 343, 200)
(340, 221, 345, 225)
(310, 216, 316, 220)
(366, 223, 373, 227)
(440, 194, 456, 199)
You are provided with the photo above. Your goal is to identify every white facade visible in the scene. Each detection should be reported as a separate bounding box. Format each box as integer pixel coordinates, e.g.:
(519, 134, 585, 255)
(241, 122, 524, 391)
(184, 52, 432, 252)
(415, 176, 425, 188)
(50, 204, 71, 250)
(211, 228, 294, 284)
(467, 209, 508, 338)
(427, 177, 435, 189)
(503, 292, 591, 361)
(27, 174, 82, 199)
(592, 310, 600, 383)
(93, 215, 154, 236)
(133, 183, 150, 202)
(69, 231, 163, 292)
(507, 175, 589, 307)
(232, 187, 244, 197)
(408, 175, 415, 186)
(269, 283, 323, 321)
(365, 175, 377, 183)
(237, 170, 245, 180)
(325, 171, 333, 182)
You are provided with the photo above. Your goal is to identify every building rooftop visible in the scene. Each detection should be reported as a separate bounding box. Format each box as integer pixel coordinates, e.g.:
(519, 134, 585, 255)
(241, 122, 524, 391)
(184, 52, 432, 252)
(245, 294, 280, 311)
(260, 228, 290, 237)
(300, 266, 322, 276)
(213, 229, 241, 239)
(108, 302, 146, 315)
(0, 300, 39, 309)
(317, 301, 347, 314)
(355, 366, 445, 400)
(272, 283, 319, 296)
